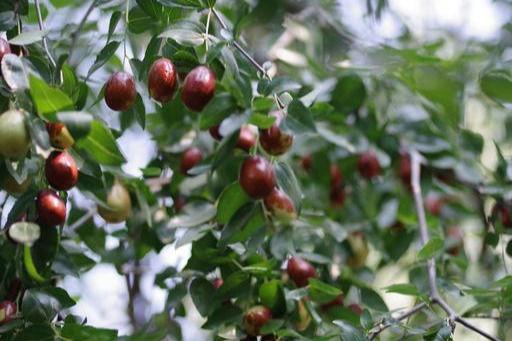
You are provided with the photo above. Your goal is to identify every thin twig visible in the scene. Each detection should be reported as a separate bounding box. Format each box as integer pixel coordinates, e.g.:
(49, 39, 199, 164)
(69, 0, 98, 63)
(409, 150, 500, 341)
(34, 0, 56, 68)
(368, 302, 427, 340)
(211, 8, 285, 109)
(66, 209, 96, 231)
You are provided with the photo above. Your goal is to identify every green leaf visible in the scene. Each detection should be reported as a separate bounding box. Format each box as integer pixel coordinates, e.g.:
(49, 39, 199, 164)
(124, 93, 146, 129)
(9, 30, 46, 45)
(12, 324, 55, 341)
(285, 99, 316, 133)
(216, 182, 250, 225)
(202, 304, 243, 329)
(275, 161, 303, 213)
(332, 320, 367, 341)
(29, 75, 74, 116)
(198, 93, 236, 129)
(418, 236, 444, 260)
(190, 277, 218, 316)
(56, 111, 93, 140)
(167, 202, 216, 228)
(248, 113, 276, 129)
(76, 120, 125, 166)
(219, 203, 266, 247)
(87, 41, 121, 78)
(107, 11, 122, 43)
(308, 278, 342, 304)
(1, 54, 28, 91)
(61, 323, 117, 341)
(330, 74, 367, 113)
(480, 69, 512, 103)
(259, 280, 286, 316)
(157, 0, 204, 9)
(22, 287, 75, 323)
(384, 283, 421, 297)
(159, 28, 205, 46)
(8, 222, 40, 245)
(360, 287, 388, 312)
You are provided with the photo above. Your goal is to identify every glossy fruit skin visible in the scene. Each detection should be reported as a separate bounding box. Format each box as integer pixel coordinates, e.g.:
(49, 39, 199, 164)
(0, 38, 11, 64)
(180, 147, 203, 175)
(425, 195, 444, 216)
(98, 181, 132, 223)
(260, 111, 293, 155)
(330, 164, 343, 187)
(300, 155, 312, 171)
(243, 305, 272, 336)
(493, 203, 512, 228)
(46, 122, 75, 149)
(321, 294, 344, 311)
(287, 256, 316, 287)
(212, 278, 224, 289)
(209, 125, 222, 141)
(237, 125, 258, 152)
(45, 151, 79, 191)
(264, 188, 297, 222)
(399, 154, 412, 187)
(0, 109, 30, 159)
(148, 58, 178, 103)
(0, 301, 16, 325)
(37, 190, 67, 226)
(239, 156, 276, 199)
(446, 226, 463, 256)
(357, 151, 381, 179)
(181, 66, 216, 112)
(348, 303, 363, 316)
(104, 72, 136, 111)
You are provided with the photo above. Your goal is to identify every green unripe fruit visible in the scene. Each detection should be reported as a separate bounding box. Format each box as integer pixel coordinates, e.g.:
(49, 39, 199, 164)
(0, 109, 31, 159)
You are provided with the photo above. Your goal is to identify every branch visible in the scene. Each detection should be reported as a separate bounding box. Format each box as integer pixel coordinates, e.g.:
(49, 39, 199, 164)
(66, 208, 96, 231)
(409, 150, 500, 341)
(368, 302, 427, 340)
(211, 8, 285, 109)
(34, 0, 56, 68)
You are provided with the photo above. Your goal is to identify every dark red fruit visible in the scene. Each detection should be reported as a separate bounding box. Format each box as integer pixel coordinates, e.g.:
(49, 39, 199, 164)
(239, 156, 276, 199)
(181, 65, 216, 112)
(243, 305, 272, 336)
(0, 38, 11, 64)
(425, 195, 444, 216)
(264, 188, 297, 222)
(446, 226, 463, 256)
(0, 301, 16, 324)
(321, 294, 344, 311)
(348, 303, 363, 316)
(212, 278, 224, 289)
(237, 125, 258, 152)
(330, 187, 346, 207)
(357, 151, 381, 179)
(260, 111, 293, 156)
(173, 195, 186, 212)
(286, 256, 316, 287)
(46, 122, 74, 149)
(399, 154, 412, 187)
(209, 125, 222, 141)
(330, 164, 343, 188)
(45, 151, 78, 190)
(180, 147, 203, 175)
(300, 155, 312, 171)
(148, 58, 178, 103)
(36, 190, 66, 226)
(6, 278, 22, 301)
(104, 71, 136, 111)
(493, 203, 512, 228)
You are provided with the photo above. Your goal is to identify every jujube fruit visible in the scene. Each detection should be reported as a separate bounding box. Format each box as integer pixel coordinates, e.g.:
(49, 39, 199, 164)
(330, 164, 343, 188)
(263, 188, 297, 222)
(237, 125, 258, 152)
(425, 195, 444, 216)
(36, 189, 67, 226)
(0, 38, 11, 64)
(260, 111, 293, 155)
(0, 301, 16, 325)
(104, 71, 136, 111)
(212, 278, 224, 289)
(239, 156, 276, 199)
(181, 65, 216, 112)
(321, 294, 344, 311)
(243, 305, 272, 336)
(492, 203, 512, 228)
(98, 181, 132, 223)
(0, 109, 31, 159)
(357, 151, 381, 179)
(209, 125, 222, 141)
(45, 151, 79, 190)
(148, 58, 178, 103)
(1, 174, 31, 195)
(399, 153, 412, 187)
(286, 256, 316, 287)
(180, 147, 203, 175)
(46, 122, 75, 149)
(348, 303, 363, 316)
